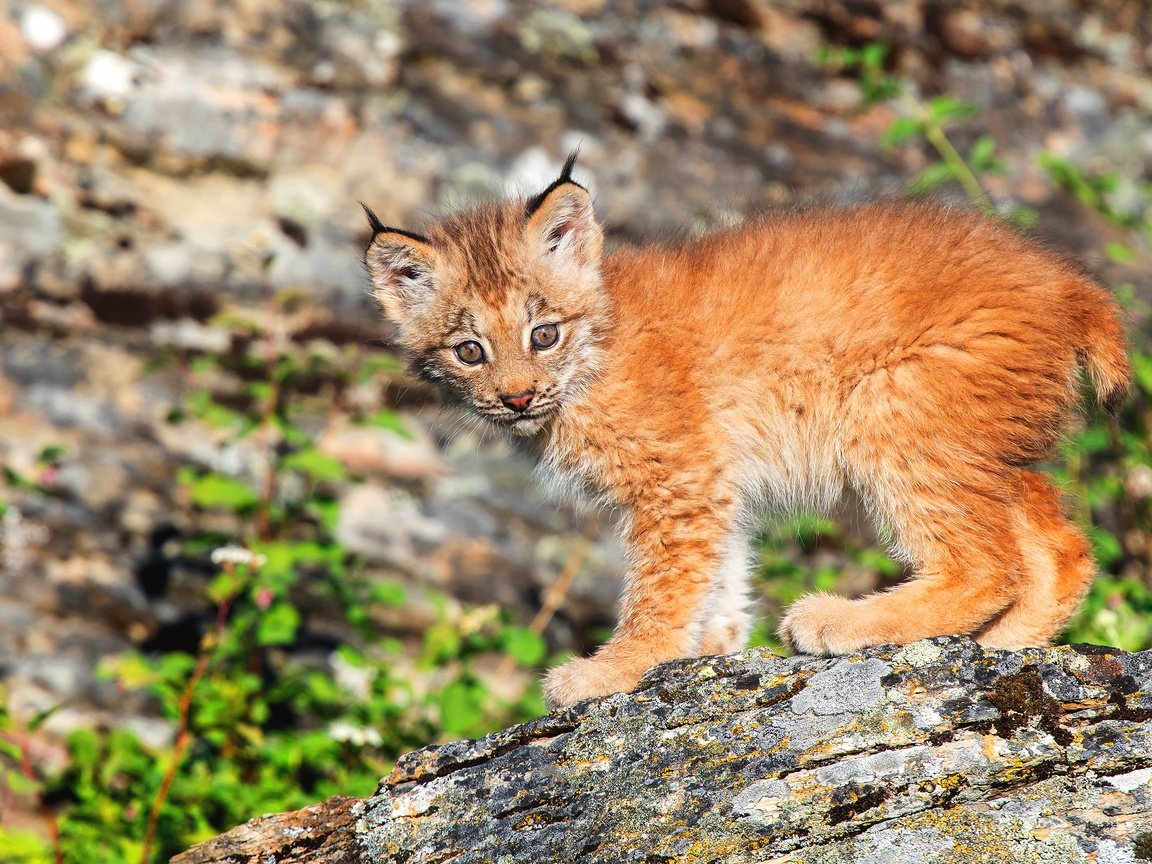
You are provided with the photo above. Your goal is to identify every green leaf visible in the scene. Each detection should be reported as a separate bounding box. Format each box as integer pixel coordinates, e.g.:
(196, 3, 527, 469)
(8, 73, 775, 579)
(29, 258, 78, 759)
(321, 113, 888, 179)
(27, 701, 66, 733)
(437, 679, 485, 737)
(244, 380, 274, 403)
(36, 445, 67, 465)
(257, 602, 301, 646)
(311, 497, 341, 533)
(186, 390, 247, 430)
(858, 547, 902, 577)
(158, 652, 197, 681)
(422, 621, 461, 664)
(208, 568, 246, 603)
(1132, 354, 1152, 397)
(1090, 526, 1123, 568)
(967, 135, 1002, 173)
(909, 162, 956, 194)
(0, 828, 51, 864)
(1078, 425, 1111, 454)
(928, 96, 976, 123)
(882, 116, 921, 149)
(860, 42, 888, 71)
(189, 355, 217, 374)
(105, 654, 160, 691)
(364, 410, 413, 439)
(1106, 241, 1135, 264)
(188, 473, 260, 512)
(372, 580, 407, 607)
(0, 738, 23, 762)
(2, 466, 32, 490)
(501, 626, 547, 666)
(281, 449, 348, 483)
(356, 354, 403, 384)
(5, 768, 41, 795)
(1008, 205, 1038, 229)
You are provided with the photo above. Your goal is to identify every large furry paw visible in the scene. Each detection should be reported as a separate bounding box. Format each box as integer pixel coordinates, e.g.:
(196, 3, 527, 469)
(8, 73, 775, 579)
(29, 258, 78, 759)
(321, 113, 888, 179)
(778, 593, 876, 655)
(543, 656, 642, 708)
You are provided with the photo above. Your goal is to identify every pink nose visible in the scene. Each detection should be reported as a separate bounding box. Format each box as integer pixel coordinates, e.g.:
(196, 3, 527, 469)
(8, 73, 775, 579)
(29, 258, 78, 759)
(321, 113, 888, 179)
(500, 390, 535, 413)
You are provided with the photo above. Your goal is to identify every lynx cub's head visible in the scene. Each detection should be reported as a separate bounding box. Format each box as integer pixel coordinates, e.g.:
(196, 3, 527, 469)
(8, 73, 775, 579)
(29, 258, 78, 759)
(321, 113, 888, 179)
(365, 154, 611, 436)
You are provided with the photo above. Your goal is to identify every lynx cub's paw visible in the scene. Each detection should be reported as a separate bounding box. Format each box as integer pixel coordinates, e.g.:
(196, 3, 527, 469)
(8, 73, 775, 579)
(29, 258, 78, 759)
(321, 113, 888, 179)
(543, 656, 640, 708)
(779, 593, 876, 655)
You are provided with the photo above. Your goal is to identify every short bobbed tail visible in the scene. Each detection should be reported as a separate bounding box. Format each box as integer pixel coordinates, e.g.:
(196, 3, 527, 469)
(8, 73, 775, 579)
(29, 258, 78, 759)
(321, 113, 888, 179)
(1076, 281, 1132, 414)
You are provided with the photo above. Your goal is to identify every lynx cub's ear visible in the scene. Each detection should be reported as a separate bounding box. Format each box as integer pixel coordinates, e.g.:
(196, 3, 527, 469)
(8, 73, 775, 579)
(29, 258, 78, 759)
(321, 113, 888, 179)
(362, 204, 438, 324)
(525, 153, 603, 269)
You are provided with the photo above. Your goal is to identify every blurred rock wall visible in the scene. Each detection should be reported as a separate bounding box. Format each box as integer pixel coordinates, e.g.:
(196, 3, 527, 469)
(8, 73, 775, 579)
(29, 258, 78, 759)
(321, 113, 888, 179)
(3, 0, 1149, 317)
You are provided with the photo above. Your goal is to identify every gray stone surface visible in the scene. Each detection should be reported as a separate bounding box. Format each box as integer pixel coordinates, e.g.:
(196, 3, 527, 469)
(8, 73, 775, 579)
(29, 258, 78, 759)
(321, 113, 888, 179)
(174, 638, 1152, 864)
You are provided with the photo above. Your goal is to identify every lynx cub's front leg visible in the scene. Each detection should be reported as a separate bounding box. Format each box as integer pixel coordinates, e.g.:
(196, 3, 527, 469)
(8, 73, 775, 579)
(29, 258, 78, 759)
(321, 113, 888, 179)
(543, 494, 735, 707)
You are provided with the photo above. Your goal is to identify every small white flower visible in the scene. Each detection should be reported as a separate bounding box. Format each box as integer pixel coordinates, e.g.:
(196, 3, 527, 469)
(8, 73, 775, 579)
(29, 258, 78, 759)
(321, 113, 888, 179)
(1125, 465, 1152, 499)
(209, 545, 267, 568)
(328, 721, 383, 748)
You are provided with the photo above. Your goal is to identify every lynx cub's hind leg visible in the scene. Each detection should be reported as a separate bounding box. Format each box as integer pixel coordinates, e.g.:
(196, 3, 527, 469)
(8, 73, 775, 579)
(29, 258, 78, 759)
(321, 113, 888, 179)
(975, 472, 1095, 648)
(696, 533, 754, 656)
(781, 375, 1028, 653)
(779, 473, 1022, 654)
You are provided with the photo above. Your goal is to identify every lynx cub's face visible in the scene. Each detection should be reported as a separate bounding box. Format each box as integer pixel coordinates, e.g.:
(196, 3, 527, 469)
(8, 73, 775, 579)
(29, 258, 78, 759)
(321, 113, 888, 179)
(364, 158, 612, 435)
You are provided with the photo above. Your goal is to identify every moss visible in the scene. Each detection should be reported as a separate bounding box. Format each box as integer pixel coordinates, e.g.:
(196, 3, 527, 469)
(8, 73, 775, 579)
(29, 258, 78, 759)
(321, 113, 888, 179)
(987, 668, 1072, 746)
(1135, 832, 1152, 862)
(826, 785, 892, 825)
(1108, 688, 1152, 723)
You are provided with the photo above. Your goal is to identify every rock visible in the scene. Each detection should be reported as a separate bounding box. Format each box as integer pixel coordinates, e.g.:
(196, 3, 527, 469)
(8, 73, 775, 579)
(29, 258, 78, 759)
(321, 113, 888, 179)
(317, 415, 444, 480)
(112, 47, 287, 173)
(0, 183, 61, 272)
(79, 49, 137, 102)
(173, 639, 1152, 863)
(19, 5, 68, 53)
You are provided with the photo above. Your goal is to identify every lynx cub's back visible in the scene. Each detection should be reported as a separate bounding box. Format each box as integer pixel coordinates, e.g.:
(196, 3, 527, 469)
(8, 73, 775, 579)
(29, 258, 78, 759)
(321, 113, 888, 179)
(364, 154, 1131, 707)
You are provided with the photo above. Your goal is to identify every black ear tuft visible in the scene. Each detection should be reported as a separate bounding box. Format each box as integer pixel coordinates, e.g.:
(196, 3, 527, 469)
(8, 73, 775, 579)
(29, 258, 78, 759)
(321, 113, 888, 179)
(361, 202, 431, 244)
(361, 202, 387, 235)
(525, 149, 586, 218)
(558, 149, 579, 184)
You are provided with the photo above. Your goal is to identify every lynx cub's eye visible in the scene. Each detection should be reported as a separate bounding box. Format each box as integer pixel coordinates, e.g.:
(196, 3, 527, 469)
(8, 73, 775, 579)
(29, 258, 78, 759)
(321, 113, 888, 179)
(531, 324, 559, 350)
(454, 341, 485, 365)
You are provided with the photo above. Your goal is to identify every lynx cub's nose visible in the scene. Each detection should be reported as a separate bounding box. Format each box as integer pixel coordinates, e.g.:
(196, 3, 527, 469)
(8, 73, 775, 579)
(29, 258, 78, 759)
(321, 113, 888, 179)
(501, 390, 535, 413)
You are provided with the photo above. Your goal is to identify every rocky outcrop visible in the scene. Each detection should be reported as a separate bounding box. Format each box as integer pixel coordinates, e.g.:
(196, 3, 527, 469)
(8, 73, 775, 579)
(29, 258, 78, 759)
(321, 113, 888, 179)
(174, 638, 1152, 864)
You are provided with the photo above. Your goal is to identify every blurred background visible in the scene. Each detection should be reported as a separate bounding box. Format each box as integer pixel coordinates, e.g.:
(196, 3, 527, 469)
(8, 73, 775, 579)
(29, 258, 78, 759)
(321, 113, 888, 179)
(1, 0, 1150, 860)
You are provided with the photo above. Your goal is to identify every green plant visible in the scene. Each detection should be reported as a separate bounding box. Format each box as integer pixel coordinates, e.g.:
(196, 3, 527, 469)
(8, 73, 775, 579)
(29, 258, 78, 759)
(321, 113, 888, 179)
(0, 297, 557, 862)
(0, 690, 64, 864)
(821, 42, 1034, 226)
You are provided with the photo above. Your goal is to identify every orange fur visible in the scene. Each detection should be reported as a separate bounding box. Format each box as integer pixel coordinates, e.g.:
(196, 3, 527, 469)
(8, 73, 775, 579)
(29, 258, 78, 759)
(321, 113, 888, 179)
(364, 159, 1131, 707)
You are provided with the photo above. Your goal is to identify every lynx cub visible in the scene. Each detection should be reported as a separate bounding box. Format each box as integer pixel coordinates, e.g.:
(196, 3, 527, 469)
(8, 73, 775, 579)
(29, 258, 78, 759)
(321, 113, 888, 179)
(364, 154, 1130, 707)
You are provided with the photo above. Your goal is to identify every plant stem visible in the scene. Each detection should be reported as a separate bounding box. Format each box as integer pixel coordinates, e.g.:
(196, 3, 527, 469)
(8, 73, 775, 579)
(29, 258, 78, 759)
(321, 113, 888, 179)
(899, 93, 994, 213)
(140, 594, 233, 864)
(921, 118, 994, 213)
(14, 735, 63, 864)
(256, 303, 283, 544)
(496, 519, 598, 681)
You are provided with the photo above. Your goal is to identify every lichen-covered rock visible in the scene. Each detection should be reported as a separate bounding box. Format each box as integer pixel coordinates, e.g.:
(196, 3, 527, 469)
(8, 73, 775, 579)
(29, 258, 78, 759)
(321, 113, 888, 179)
(174, 638, 1152, 863)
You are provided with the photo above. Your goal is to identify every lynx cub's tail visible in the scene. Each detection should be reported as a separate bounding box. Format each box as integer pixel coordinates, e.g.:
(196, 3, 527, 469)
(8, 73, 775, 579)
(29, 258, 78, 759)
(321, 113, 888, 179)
(1077, 277, 1132, 413)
